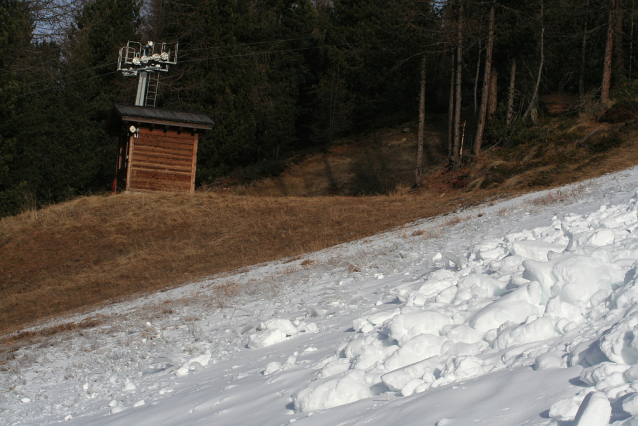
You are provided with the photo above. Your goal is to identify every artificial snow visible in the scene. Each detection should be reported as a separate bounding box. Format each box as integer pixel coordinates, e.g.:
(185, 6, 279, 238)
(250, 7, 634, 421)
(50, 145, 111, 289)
(9, 167, 638, 425)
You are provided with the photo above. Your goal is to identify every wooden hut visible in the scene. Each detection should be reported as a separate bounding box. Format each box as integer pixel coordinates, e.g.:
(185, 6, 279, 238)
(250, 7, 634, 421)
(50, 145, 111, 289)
(110, 104, 214, 193)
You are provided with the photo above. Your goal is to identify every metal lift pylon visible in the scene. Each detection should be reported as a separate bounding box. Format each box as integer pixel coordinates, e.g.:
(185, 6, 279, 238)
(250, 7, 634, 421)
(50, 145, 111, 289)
(118, 41, 178, 107)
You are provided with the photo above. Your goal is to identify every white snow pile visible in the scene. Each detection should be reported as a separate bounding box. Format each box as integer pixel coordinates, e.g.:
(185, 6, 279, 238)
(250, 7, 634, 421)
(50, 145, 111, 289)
(290, 192, 638, 425)
(248, 318, 302, 349)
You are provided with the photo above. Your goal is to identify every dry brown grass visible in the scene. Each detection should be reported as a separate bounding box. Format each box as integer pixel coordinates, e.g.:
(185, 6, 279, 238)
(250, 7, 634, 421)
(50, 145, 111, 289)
(467, 115, 638, 191)
(5, 109, 638, 341)
(526, 185, 587, 207)
(0, 189, 495, 336)
(0, 318, 103, 361)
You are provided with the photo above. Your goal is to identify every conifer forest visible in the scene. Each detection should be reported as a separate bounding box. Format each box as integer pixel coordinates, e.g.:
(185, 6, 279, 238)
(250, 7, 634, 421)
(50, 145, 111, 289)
(0, 0, 633, 216)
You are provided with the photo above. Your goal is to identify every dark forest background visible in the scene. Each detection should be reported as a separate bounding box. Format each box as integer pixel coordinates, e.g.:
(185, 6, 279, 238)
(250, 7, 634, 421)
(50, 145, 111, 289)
(0, 0, 633, 216)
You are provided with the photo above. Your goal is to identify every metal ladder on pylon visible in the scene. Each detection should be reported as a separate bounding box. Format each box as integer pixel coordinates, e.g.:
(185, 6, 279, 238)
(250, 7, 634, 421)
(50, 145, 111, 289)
(145, 73, 160, 107)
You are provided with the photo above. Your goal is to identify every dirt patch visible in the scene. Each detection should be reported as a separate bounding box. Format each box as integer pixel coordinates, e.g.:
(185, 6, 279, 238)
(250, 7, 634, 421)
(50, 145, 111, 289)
(540, 94, 579, 115)
(598, 102, 638, 123)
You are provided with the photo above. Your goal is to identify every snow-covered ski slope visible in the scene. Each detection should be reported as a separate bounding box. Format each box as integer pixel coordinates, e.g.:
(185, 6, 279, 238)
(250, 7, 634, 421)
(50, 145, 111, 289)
(8, 168, 638, 425)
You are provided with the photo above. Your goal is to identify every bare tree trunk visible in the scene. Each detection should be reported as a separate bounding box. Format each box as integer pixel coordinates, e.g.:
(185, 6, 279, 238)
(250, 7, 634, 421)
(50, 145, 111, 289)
(452, 0, 464, 162)
(579, 0, 589, 102)
(459, 121, 466, 158)
(448, 54, 455, 158)
(487, 68, 498, 120)
(474, 1, 494, 157)
(631, 0, 635, 80)
(524, 0, 544, 124)
(602, 0, 617, 106)
(506, 59, 517, 128)
(615, 3, 626, 84)
(474, 40, 481, 115)
(328, 69, 337, 142)
(415, 55, 426, 188)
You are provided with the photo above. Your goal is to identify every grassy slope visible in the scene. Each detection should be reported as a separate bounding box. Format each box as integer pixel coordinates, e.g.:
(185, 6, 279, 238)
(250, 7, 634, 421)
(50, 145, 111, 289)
(0, 190, 496, 336)
(3, 105, 638, 338)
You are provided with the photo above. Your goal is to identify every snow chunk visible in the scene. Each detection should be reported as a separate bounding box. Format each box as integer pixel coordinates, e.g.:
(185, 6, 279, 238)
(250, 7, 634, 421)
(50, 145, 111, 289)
(381, 356, 441, 391)
(386, 311, 451, 345)
(625, 364, 638, 382)
(351, 339, 398, 371)
(111, 404, 126, 414)
(545, 296, 583, 322)
(599, 315, 638, 364)
(353, 318, 369, 332)
(317, 358, 351, 379)
(474, 241, 508, 261)
(444, 324, 484, 344)
(494, 316, 559, 350)
(248, 329, 288, 349)
(458, 275, 506, 299)
(263, 319, 298, 336)
(264, 361, 282, 376)
(498, 255, 525, 274)
(298, 322, 318, 333)
(508, 240, 566, 261)
(523, 254, 624, 304)
(580, 362, 630, 387)
(293, 371, 372, 411)
(573, 391, 611, 426)
(469, 282, 541, 332)
(535, 351, 565, 370)
(441, 356, 491, 381)
(401, 378, 425, 396)
(384, 334, 444, 371)
(569, 339, 609, 367)
(549, 398, 579, 421)
(623, 393, 638, 415)
(368, 309, 401, 326)
(589, 229, 616, 247)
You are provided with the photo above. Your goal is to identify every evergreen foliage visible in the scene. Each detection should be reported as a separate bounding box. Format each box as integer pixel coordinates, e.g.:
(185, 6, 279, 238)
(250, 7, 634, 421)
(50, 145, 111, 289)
(1, 0, 638, 216)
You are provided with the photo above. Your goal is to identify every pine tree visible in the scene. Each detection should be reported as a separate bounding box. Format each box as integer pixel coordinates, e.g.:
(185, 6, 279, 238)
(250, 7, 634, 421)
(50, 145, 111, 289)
(3, 0, 142, 214)
(0, 0, 34, 215)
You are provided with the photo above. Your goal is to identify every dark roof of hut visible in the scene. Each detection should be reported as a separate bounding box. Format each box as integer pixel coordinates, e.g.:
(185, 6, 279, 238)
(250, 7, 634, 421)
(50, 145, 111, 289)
(112, 104, 214, 130)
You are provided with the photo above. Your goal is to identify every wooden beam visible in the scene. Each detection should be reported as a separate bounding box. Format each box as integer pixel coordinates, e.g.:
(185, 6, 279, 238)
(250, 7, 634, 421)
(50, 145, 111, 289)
(126, 134, 135, 192)
(191, 133, 199, 193)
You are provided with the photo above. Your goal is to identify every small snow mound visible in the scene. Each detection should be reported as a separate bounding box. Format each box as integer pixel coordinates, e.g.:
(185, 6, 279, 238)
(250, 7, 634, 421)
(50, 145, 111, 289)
(573, 392, 611, 426)
(580, 362, 630, 386)
(387, 311, 450, 345)
(381, 356, 441, 391)
(623, 393, 638, 415)
(441, 356, 490, 381)
(264, 361, 282, 376)
(508, 240, 566, 261)
(534, 351, 565, 370)
(293, 371, 372, 411)
(263, 318, 298, 336)
(549, 398, 579, 421)
(600, 315, 638, 364)
(248, 329, 288, 349)
(111, 404, 126, 414)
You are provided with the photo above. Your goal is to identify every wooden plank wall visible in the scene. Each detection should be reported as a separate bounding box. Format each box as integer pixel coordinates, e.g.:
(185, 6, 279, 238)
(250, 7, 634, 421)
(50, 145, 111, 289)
(128, 128, 196, 193)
